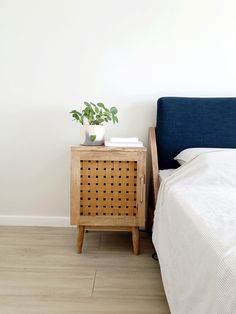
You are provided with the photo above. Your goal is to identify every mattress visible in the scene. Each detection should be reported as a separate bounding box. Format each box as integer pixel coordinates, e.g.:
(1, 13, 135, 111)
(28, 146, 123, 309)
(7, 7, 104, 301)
(153, 150, 236, 314)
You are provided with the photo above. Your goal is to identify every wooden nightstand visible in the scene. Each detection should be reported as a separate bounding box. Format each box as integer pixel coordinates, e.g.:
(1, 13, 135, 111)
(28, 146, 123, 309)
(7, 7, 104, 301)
(70, 146, 146, 255)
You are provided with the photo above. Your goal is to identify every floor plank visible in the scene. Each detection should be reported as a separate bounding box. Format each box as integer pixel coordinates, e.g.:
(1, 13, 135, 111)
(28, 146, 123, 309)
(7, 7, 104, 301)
(93, 268, 166, 299)
(0, 226, 170, 313)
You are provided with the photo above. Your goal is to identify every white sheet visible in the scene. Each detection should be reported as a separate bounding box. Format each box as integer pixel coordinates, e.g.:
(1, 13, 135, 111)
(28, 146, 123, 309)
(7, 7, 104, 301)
(159, 169, 175, 182)
(152, 150, 236, 314)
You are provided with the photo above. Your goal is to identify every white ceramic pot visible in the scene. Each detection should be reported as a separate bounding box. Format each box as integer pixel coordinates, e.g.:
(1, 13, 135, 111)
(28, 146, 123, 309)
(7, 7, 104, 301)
(80, 125, 105, 146)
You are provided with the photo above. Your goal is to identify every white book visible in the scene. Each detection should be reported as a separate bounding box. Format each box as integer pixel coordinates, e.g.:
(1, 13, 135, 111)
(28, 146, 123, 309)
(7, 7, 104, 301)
(105, 140, 143, 147)
(110, 137, 139, 143)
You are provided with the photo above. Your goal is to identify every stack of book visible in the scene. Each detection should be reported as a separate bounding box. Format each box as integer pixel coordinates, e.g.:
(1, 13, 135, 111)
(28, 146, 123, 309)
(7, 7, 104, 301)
(105, 137, 143, 147)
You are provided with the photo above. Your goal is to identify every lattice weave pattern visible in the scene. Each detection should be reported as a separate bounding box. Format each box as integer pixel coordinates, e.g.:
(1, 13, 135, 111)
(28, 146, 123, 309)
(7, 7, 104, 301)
(80, 160, 137, 217)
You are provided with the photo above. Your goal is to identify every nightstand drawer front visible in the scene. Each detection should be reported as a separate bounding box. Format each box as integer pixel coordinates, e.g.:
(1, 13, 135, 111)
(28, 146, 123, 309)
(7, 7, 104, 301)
(80, 160, 137, 218)
(71, 147, 146, 228)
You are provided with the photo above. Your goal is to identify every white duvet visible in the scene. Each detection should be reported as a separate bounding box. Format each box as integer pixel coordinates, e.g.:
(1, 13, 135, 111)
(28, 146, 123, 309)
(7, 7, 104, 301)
(152, 150, 236, 314)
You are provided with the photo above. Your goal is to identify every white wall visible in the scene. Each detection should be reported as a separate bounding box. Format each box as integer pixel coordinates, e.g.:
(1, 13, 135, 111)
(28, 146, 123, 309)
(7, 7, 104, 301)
(0, 0, 236, 225)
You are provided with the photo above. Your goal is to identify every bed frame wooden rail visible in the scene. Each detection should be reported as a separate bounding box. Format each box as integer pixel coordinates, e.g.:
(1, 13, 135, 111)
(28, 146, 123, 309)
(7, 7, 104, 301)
(147, 127, 160, 229)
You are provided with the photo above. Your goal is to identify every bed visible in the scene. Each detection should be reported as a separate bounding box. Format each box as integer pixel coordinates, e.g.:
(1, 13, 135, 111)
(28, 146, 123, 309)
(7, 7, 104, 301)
(150, 97, 236, 314)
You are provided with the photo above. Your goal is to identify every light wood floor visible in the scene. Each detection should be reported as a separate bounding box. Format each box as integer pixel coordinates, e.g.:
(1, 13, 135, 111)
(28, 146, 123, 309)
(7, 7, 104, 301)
(0, 226, 170, 314)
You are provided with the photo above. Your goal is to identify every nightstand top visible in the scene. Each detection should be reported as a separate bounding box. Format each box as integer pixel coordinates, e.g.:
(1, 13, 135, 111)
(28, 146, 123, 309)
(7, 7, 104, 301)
(71, 146, 147, 152)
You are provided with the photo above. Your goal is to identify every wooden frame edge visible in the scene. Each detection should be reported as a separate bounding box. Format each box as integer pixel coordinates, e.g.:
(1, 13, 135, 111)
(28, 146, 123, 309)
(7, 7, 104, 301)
(148, 127, 160, 205)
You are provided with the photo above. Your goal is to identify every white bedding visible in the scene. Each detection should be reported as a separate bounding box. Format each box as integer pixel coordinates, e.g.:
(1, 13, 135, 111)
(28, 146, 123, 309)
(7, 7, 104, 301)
(159, 169, 175, 182)
(152, 150, 236, 314)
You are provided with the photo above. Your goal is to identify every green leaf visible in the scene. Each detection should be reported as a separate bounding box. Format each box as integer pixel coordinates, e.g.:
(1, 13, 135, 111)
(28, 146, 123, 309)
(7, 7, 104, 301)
(110, 107, 118, 114)
(70, 109, 84, 125)
(90, 135, 96, 142)
(97, 118, 104, 124)
(97, 102, 105, 109)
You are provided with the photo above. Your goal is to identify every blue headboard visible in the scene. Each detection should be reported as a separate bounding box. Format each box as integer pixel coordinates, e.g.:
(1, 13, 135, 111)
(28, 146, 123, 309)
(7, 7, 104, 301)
(156, 97, 236, 169)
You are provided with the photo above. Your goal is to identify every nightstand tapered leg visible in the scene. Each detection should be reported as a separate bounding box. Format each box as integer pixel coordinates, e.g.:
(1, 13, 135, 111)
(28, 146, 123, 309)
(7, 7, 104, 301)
(77, 225, 85, 253)
(132, 227, 140, 255)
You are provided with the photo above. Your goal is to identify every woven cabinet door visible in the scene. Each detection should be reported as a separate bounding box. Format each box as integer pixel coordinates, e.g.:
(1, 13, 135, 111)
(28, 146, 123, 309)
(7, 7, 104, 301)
(71, 147, 146, 228)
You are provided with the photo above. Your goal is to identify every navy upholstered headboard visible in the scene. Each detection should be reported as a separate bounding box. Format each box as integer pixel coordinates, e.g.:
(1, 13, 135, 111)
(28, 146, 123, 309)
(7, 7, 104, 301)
(156, 97, 236, 169)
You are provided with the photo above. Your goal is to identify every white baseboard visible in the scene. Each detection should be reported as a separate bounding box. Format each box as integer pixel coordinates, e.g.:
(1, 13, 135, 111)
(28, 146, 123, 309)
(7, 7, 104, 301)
(0, 215, 71, 227)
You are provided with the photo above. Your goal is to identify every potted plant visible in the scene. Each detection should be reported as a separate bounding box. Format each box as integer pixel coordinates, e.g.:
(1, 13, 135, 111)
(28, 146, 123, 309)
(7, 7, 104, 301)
(70, 102, 118, 145)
